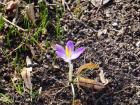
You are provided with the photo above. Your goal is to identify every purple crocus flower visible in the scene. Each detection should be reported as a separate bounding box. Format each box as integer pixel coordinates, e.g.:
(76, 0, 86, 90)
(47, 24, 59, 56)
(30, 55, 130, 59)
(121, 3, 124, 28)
(55, 41, 85, 62)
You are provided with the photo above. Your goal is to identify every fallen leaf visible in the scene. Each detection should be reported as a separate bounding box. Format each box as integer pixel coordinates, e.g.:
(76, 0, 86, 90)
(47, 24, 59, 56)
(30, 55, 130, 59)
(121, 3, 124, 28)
(75, 63, 108, 90)
(21, 67, 32, 90)
(75, 63, 99, 76)
(77, 76, 105, 90)
(78, 76, 96, 84)
(25, 3, 36, 25)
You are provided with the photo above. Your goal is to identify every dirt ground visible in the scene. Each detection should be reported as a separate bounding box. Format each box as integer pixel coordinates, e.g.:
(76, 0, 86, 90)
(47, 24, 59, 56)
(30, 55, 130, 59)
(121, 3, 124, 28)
(0, 0, 140, 105)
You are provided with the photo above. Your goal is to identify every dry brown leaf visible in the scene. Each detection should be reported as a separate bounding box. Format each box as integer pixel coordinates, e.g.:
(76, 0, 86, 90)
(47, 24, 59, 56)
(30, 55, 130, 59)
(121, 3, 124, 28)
(78, 82, 105, 90)
(21, 67, 32, 90)
(21, 56, 32, 90)
(77, 77, 105, 90)
(78, 76, 96, 84)
(75, 63, 99, 75)
(99, 69, 109, 85)
(75, 63, 107, 90)
(25, 3, 36, 25)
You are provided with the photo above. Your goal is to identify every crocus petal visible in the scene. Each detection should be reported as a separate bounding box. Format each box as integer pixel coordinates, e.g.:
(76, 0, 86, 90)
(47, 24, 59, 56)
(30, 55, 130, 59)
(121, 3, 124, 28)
(71, 47, 85, 60)
(56, 51, 66, 60)
(55, 44, 65, 53)
(66, 40, 74, 53)
(55, 44, 66, 59)
(56, 51, 70, 62)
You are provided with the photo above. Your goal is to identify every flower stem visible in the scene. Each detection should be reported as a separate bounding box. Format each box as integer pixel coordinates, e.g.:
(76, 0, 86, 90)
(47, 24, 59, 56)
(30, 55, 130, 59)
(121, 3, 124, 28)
(68, 61, 73, 82)
(71, 83, 75, 105)
(68, 62, 75, 104)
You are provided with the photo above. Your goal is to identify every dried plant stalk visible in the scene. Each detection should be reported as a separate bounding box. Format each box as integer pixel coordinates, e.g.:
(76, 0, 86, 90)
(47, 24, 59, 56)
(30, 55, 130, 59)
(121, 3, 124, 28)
(21, 67, 32, 90)
(75, 63, 99, 75)
(77, 77, 105, 90)
(78, 76, 96, 84)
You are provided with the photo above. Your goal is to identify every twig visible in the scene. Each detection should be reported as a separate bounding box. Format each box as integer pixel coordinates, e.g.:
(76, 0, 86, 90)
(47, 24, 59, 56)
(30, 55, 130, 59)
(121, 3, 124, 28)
(2, 16, 27, 32)
(50, 85, 69, 96)
(6, 42, 25, 57)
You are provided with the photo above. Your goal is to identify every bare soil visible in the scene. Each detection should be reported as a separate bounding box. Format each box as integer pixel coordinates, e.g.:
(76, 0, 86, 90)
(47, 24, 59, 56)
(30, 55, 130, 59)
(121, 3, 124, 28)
(0, 0, 140, 105)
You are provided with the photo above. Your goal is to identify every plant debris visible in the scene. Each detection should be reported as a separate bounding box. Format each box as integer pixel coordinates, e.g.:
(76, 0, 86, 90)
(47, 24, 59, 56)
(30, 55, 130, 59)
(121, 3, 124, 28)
(21, 56, 32, 91)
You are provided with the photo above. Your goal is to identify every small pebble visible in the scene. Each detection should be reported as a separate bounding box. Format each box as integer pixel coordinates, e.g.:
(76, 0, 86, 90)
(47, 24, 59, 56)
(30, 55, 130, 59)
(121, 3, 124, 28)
(136, 41, 140, 48)
(112, 22, 118, 27)
(43, 65, 49, 68)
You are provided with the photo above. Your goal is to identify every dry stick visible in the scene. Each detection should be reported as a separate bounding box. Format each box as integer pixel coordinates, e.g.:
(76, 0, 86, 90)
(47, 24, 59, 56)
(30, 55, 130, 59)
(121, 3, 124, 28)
(6, 42, 25, 57)
(2, 16, 27, 32)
